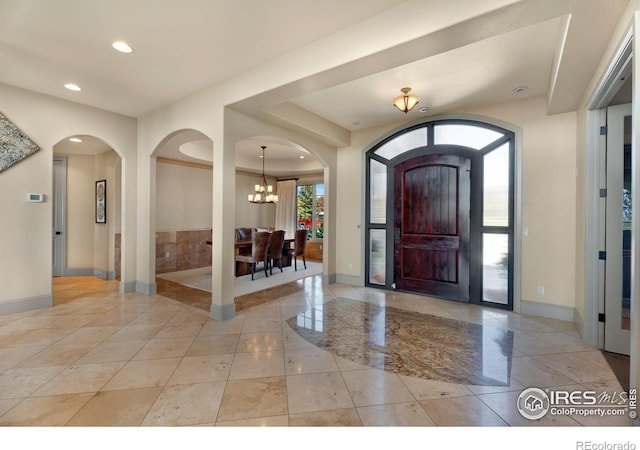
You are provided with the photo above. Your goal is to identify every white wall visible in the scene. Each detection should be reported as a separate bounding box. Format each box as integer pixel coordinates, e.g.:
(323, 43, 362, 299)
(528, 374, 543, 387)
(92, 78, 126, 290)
(0, 83, 137, 311)
(463, 96, 577, 310)
(66, 154, 96, 269)
(235, 172, 276, 229)
(336, 95, 577, 312)
(55, 150, 121, 278)
(156, 161, 213, 231)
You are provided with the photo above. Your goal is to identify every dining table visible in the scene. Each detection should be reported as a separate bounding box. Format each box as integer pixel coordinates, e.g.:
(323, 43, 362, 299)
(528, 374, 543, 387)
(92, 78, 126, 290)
(206, 237, 295, 277)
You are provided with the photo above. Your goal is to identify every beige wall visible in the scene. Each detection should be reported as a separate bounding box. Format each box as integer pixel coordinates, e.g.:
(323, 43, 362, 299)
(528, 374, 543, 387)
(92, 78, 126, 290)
(336, 95, 577, 311)
(0, 83, 137, 309)
(235, 172, 277, 229)
(94, 150, 120, 276)
(56, 151, 121, 277)
(155, 161, 281, 233)
(463, 97, 577, 309)
(65, 154, 96, 269)
(156, 161, 213, 231)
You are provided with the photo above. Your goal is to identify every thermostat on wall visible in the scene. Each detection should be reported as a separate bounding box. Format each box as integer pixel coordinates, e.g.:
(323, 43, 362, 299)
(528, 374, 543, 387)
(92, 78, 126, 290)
(27, 193, 44, 202)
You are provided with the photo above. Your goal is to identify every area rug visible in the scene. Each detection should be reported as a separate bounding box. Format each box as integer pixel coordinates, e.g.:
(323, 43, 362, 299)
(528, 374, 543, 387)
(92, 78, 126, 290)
(156, 261, 323, 297)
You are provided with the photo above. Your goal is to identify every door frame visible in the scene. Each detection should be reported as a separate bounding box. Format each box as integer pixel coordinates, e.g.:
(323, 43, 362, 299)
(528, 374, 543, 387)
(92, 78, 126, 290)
(393, 153, 472, 301)
(52, 155, 67, 277)
(364, 116, 521, 312)
(585, 27, 633, 350)
(604, 103, 632, 355)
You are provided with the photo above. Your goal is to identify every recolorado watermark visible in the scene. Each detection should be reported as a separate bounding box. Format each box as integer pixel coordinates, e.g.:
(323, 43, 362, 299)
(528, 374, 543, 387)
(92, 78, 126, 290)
(516, 386, 637, 421)
(575, 443, 636, 450)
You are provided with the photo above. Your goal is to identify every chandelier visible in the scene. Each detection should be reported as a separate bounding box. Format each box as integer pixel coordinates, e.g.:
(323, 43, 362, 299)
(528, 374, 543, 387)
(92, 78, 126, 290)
(392, 87, 419, 113)
(248, 146, 278, 204)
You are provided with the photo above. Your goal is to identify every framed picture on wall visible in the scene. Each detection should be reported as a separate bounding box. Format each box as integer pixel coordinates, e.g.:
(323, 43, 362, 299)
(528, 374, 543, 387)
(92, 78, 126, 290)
(95, 180, 106, 223)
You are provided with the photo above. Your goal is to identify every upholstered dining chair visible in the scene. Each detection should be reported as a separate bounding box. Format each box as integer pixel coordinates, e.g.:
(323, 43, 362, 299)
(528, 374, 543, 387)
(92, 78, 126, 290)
(268, 229, 286, 275)
(235, 231, 271, 280)
(288, 229, 308, 271)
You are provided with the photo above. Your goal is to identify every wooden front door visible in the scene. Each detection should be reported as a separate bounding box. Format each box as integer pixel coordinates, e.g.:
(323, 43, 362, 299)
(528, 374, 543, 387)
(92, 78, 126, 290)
(393, 154, 470, 301)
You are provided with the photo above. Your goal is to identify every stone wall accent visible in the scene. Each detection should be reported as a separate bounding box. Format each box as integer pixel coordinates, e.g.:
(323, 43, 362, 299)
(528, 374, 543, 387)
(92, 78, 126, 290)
(156, 229, 212, 273)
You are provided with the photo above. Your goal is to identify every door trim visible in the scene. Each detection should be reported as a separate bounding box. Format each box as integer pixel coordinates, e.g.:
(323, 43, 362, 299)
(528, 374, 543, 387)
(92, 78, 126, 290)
(604, 103, 632, 355)
(364, 116, 519, 311)
(52, 156, 67, 277)
(393, 154, 471, 301)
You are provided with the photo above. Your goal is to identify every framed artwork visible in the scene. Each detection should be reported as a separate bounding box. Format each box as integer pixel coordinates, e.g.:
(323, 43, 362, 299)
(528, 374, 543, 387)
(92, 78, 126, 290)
(95, 180, 106, 223)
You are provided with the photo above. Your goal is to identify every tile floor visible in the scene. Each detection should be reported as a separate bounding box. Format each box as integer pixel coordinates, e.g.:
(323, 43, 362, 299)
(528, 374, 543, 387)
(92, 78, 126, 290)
(0, 275, 631, 426)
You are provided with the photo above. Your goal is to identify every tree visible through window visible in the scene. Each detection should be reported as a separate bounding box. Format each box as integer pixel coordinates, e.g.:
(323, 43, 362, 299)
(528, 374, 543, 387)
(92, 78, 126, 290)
(297, 184, 324, 238)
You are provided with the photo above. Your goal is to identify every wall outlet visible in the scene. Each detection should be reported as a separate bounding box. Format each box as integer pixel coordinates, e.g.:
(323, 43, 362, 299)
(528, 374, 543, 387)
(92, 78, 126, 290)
(537, 285, 545, 295)
(165, 251, 170, 258)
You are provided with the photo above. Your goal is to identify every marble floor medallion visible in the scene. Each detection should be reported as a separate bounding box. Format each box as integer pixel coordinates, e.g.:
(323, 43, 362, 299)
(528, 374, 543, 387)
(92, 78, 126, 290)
(286, 298, 514, 386)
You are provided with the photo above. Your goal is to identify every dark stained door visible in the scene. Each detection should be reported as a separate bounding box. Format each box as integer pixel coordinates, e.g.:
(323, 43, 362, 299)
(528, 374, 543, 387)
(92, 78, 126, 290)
(394, 154, 470, 301)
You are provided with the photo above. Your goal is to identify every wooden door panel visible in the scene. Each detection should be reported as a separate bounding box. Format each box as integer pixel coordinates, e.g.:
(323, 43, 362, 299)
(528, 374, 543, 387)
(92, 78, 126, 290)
(402, 165, 458, 235)
(394, 154, 470, 301)
(401, 247, 458, 282)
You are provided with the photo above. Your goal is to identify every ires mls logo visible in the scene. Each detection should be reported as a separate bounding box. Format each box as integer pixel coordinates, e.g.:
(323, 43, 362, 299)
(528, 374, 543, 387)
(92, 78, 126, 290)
(517, 387, 632, 421)
(517, 388, 550, 420)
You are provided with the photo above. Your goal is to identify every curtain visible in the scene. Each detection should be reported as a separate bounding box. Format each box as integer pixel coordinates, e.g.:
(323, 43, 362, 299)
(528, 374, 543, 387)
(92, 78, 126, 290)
(275, 180, 297, 239)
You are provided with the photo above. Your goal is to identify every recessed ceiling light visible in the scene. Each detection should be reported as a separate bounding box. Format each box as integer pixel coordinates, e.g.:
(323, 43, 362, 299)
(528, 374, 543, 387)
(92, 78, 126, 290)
(64, 83, 81, 91)
(352, 121, 361, 126)
(112, 41, 133, 54)
(299, 156, 305, 159)
(69, 137, 82, 143)
(418, 107, 430, 113)
(513, 85, 528, 95)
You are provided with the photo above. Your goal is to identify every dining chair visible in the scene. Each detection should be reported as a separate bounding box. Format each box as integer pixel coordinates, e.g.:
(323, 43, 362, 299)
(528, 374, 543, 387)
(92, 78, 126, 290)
(235, 231, 271, 280)
(268, 229, 286, 275)
(288, 229, 308, 271)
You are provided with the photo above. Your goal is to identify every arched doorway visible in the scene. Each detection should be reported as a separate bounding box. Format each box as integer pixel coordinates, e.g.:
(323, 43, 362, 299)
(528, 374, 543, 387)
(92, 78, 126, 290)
(52, 135, 122, 303)
(365, 118, 515, 310)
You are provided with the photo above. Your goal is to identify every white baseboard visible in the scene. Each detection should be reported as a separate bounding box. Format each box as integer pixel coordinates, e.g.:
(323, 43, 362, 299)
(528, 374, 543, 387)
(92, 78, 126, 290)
(520, 299, 575, 322)
(335, 273, 363, 286)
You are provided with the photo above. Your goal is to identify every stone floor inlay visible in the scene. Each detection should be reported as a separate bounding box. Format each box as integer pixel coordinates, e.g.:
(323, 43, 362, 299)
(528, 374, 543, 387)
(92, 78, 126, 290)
(286, 298, 514, 386)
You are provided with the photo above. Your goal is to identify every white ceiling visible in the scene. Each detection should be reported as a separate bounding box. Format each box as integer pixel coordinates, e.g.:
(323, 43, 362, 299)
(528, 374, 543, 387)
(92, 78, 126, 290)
(1, 0, 631, 173)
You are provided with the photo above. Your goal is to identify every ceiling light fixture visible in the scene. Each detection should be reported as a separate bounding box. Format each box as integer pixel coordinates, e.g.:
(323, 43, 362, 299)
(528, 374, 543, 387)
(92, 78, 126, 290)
(248, 146, 278, 204)
(112, 41, 133, 53)
(393, 87, 419, 113)
(69, 137, 82, 143)
(64, 83, 81, 91)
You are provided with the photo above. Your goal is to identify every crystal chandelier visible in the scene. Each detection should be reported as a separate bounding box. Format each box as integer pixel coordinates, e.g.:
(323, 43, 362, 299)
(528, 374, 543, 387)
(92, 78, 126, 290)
(248, 146, 278, 204)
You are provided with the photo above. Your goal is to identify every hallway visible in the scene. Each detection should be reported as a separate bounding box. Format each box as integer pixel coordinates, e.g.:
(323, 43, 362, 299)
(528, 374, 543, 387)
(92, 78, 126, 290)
(0, 276, 629, 426)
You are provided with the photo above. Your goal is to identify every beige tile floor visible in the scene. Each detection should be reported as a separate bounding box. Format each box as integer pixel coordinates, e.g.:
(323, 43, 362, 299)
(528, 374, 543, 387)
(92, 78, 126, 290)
(0, 275, 631, 427)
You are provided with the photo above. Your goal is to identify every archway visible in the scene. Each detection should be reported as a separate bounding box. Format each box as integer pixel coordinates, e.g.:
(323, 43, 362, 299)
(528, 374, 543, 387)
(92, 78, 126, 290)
(233, 135, 326, 296)
(149, 129, 214, 309)
(149, 132, 328, 307)
(51, 135, 123, 304)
